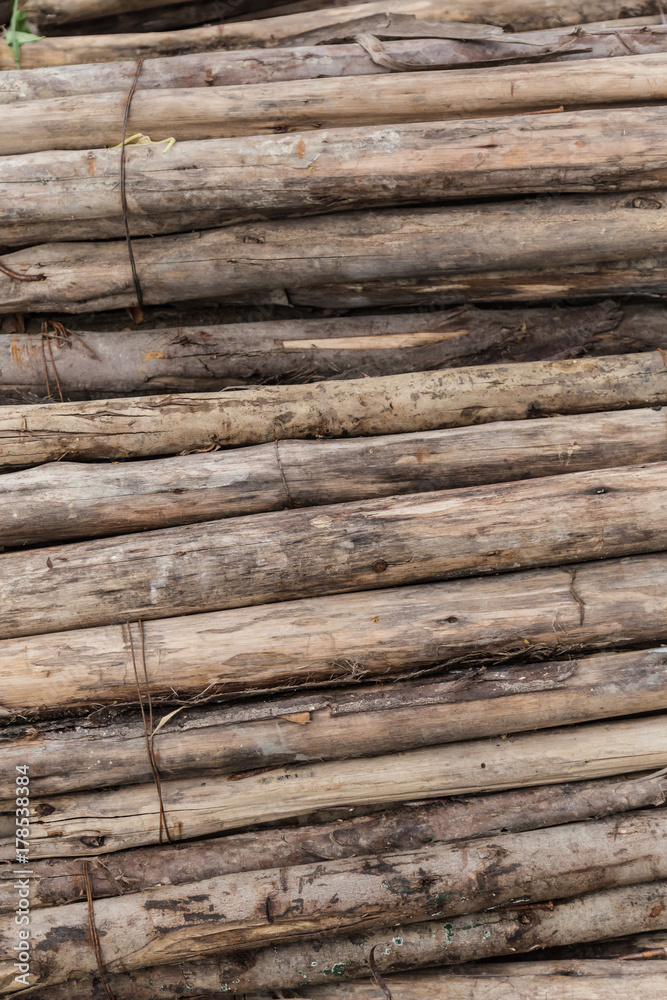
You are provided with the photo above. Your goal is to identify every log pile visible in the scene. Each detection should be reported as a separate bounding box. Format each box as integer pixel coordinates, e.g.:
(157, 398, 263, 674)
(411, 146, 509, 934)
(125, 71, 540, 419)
(2, 1, 667, 997)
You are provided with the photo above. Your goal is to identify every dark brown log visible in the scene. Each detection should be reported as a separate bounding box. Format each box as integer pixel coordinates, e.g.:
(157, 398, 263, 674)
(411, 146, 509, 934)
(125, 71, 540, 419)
(2, 772, 663, 912)
(2, 550, 667, 718)
(21, 881, 667, 999)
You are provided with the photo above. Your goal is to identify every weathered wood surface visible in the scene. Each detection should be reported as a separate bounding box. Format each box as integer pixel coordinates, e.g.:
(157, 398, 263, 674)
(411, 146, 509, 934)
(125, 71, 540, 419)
(6, 22, 667, 104)
(1, 809, 666, 993)
(1, 0, 653, 68)
(7, 53, 667, 157)
(5, 648, 667, 798)
(38, 0, 301, 34)
(19, 0, 287, 27)
(5, 409, 667, 546)
(3, 551, 667, 717)
(3, 772, 663, 911)
(2, 716, 667, 858)
(2, 353, 665, 469)
(23, 881, 667, 999)
(0, 300, 634, 402)
(4, 462, 667, 639)
(10, 108, 667, 246)
(8, 193, 667, 314)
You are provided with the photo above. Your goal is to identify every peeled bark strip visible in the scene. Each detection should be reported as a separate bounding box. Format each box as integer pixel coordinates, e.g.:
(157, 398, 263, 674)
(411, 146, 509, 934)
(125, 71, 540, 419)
(4, 462, 667, 639)
(23, 881, 667, 1000)
(9, 193, 667, 314)
(11, 109, 667, 246)
(8, 53, 667, 157)
(2, 716, 667, 859)
(2, 550, 667, 717)
(4, 409, 666, 546)
(4, 648, 667, 799)
(3, 772, 664, 912)
(1, 807, 667, 991)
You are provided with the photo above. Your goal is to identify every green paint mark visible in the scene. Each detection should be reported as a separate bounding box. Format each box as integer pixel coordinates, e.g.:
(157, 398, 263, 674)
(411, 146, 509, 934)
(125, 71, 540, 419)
(443, 923, 454, 945)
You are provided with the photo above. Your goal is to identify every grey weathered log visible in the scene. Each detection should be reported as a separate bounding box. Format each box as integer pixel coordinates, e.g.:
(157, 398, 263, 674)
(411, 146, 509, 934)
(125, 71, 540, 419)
(2, 807, 667, 992)
(7, 53, 667, 157)
(3, 772, 664, 911)
(8, 192, 667, 314)
(2, 550, 667, 717)
(25, 881, 667, 999)
(19, 0, 287, 27)
(10, 108, 667, 246)
(5, 461, 667, 639)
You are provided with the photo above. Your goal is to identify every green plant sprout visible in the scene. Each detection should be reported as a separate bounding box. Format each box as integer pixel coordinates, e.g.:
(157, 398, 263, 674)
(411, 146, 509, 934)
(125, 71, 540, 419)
(3, 0, 45, 68)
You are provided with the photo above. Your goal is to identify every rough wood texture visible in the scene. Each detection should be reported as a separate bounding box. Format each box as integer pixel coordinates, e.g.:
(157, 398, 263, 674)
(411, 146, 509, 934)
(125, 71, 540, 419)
(2, 353, 665, 468)
(3, 772, 663, 911)
(10, 108, 667, 246)
(19, 0, 285, 26)
(4, 462, 667, 639)
(1, 0, 653, 68)
(2, 551, 667, 717)
(5, 409, 667, 546)
(7, 53, 667, 157)
(2, 808, 667, 992)
(2, 716, 667, 858)
(8, 193, 667, 314)
(22, 881, 667, 999)
(6, 22, 667, 104)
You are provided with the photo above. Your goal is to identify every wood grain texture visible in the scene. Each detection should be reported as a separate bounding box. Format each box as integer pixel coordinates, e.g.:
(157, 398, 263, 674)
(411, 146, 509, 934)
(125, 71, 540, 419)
(3, 462, 667, 638)
(2, 551, 667, 716)
(4, 648, 667, 798)
(2, 716, 667, 859)
(1, 809, 666, 992)
(9, 107, 667, 245)
(4, 772, 663, 911)
(6, 53, 667, 156)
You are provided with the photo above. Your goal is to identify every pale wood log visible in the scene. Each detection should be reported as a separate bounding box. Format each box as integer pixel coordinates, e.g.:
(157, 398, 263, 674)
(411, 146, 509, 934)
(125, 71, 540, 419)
(5, 462, 667, 639)
(10, 109, 667, 246)
(6, 648, 667, 798)
(8, 194, 667, 314)
(2, 716, 667, 859)
(4, 21, 667, 104)
(29, 883, 667, 1000)
(0, 300, 629, 401)
(1, 353, 665, 468)
(5, 409, 667, 546)
(7, 53, 667, 157)
(2, 806, 667, 994)
(2, 550, 667, 717)
(3, 772, 663, 912)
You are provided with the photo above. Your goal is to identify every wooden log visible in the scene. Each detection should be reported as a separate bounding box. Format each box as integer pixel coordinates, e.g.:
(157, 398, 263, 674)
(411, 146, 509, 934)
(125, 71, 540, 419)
(5, 461, 667, 639)
(6, 648, 667, 799)
(2, 550, 667, 717)
(19, 0, 287, 28)
(3, 772, 664, 912)
(2, 807, 667, 994)
(0, 300, 631, 402)
(3, 716, 667, 858)
(8, 53, 667, 157)
(4, 21, 667, 104)
(4, 408, 667, 547)
(1, 0, 654, 68)
(8, 193, 667, 314)
(11, 109, 667, 246)
(2, 353, 665, 468)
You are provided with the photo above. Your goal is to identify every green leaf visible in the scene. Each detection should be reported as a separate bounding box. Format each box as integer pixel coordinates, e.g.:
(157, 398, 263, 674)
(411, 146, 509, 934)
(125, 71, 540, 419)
(3, 2, 45, 68)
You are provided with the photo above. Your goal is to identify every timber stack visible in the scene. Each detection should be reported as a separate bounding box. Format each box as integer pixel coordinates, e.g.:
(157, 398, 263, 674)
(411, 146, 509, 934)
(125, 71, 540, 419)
(2, 0, 667, 997)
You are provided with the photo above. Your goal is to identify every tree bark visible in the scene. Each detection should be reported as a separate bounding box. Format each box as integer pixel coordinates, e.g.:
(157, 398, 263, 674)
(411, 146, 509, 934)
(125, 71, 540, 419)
(4, 462, 667, 639)
(8, 194, 667, 314)
(22, 881, 667, 999)
(7, 53, 667, 157)
(6, 23, 667, 104)
(3, 715, 667, 858)
(2, 550, 667, 717)
(2, 807, 667, 992)
(3, 772, 664, 911)
(10, 108, 667, 246)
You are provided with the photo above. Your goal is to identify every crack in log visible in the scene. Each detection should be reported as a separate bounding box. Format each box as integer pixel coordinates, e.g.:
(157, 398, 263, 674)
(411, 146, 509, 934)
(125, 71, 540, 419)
(569, 570, 587, 626)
